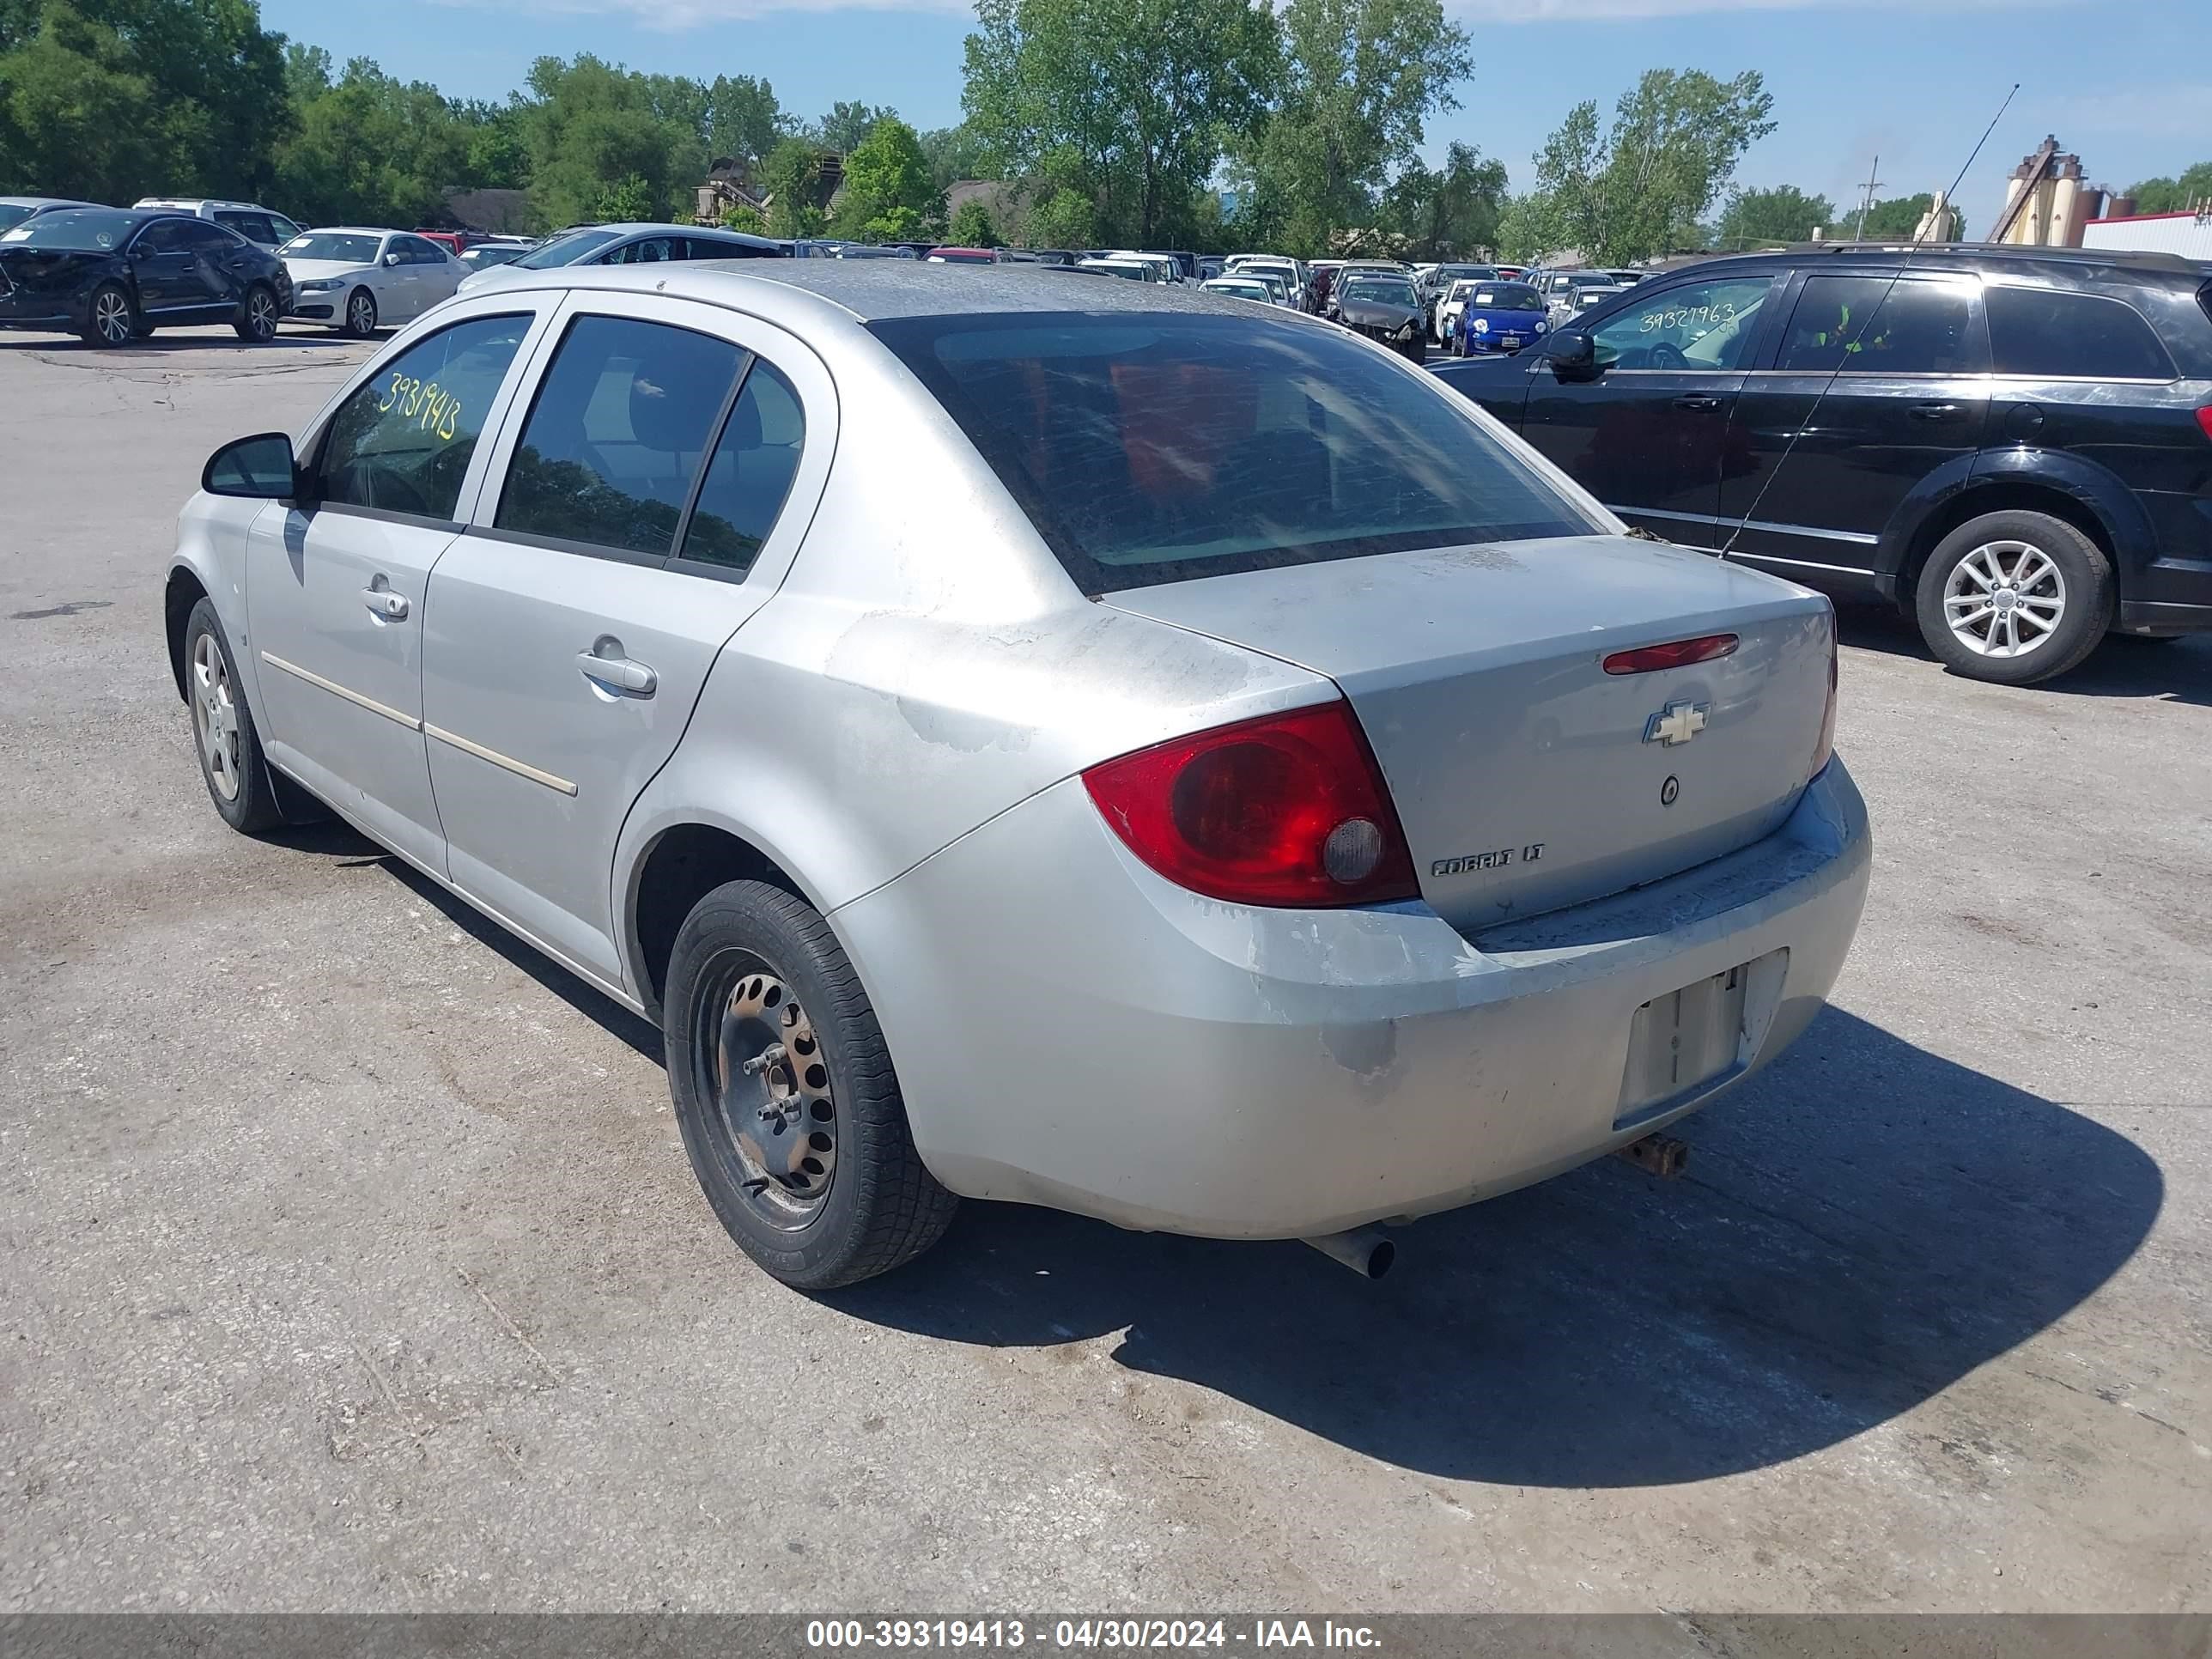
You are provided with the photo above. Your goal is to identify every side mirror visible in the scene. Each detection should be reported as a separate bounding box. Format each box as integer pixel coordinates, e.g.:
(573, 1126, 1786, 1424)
(1547, 331, 1599, 380)
(383, 252, 404, 267)
(203, 432, 298, 500)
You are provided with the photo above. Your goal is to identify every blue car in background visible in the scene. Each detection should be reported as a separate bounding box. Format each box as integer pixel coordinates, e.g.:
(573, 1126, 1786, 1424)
(1455, 280, 1550, 356)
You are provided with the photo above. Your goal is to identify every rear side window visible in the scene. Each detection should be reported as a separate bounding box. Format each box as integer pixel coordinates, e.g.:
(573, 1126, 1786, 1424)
(679, 360, 805, 574)
(1778, 275, 1984, 374)
(495, 314, 743, 557)
(869, 312, 1594, 593)
(1986, 285, 2175, 380)
(317, 314, 532, 520)
(179, 222, 239, 254)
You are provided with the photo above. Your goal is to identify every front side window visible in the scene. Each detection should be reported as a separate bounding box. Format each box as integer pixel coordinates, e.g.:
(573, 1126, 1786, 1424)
(135, 220, 192, 255)
(603, 237, 678, 265)
(680, 360, 806, 574)
(316, 313, 532, 520)
(179, 222, 239, 254)
(1589, 276, 1775, 370)
(1778, 275, 1984, 374)
(398, 237, 446, 265)
(514, 228, 620, 270)
(495, 314, 744, 557)
(1985, 284, 2174, 380)
(871, 312, 1595, 594)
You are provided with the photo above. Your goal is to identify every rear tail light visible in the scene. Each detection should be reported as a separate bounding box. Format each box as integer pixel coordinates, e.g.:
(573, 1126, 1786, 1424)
(2195, 406, 2212, 444)
(1082, 702, 1419, 907)
(1603, 633, 1739, 675)
(1810, 611, 1838, 781)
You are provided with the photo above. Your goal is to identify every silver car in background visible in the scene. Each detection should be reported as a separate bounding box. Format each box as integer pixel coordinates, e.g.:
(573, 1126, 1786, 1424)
(166, 264, 1869, 1289)
(279, 228, 465, 337)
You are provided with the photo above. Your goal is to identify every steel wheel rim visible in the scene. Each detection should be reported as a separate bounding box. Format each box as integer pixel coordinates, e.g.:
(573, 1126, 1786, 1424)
(247, 291, 275, 338)
(94, 290, 130, 344)
(1943, 538, 2067, 659)
(349, 292, 374, 334)
(693, 951, 836, 1231)
(190, 632, 241, 801)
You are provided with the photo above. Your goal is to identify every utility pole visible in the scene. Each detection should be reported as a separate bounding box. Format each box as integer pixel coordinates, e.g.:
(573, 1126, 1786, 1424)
(1854, 155, 1884, 241)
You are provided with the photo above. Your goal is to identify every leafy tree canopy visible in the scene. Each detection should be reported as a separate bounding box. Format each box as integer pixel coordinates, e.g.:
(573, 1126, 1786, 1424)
(947, 197, 1002, 246)
(2126, 161, 2212, 215)
(835, 114, 936, 239)
(1711, 182, 1835, 249)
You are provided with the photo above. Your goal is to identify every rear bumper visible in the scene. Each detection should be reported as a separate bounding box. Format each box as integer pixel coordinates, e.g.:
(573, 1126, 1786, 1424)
(835, 758, 1871, 1238)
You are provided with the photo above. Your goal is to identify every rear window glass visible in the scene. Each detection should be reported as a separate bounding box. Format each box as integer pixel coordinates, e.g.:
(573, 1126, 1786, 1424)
(1986, 285, 2175, 380)
(869, 312, 1595, 593)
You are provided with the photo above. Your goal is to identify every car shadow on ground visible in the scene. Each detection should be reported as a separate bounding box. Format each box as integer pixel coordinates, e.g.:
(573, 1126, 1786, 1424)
(1837, 600, 2212, 708)
(828, 1007, 2160, 1487)
(305, 823, 2160, 1488)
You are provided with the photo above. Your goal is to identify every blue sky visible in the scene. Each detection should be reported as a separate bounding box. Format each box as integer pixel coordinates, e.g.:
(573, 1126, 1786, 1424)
(265, 0, 2211, 230)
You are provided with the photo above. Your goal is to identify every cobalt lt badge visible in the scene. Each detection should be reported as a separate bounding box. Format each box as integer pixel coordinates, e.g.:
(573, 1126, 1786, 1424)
(1644, 699, 1709, 746)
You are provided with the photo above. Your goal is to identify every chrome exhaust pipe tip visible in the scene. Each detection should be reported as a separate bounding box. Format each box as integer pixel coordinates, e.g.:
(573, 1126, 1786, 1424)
(1302, 1225, 1396, 1279)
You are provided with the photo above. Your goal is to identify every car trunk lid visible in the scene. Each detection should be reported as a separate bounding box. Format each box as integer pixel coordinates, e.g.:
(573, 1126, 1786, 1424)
(1102, 535, 1834, 931)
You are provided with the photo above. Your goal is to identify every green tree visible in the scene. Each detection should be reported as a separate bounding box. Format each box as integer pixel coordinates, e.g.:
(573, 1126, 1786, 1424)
(2124, 161, 2212, 215)
(919, 121, 989, 191)
(0, 0, 289, 203)
(274, 55, 473, 227)
(947, 197, 1002, 246)
(702, 73, 784, 168)
(590, 171, 654, 222)
(1857, 191, 1966, 241)
(963, 0, 1279, 245)
(1381, 141, 1505, 258)
(453, 98, 532, 191)
(835, 114, 936, 240)
(1493, 191, 1556, 263)
(1523, 69, 1775, 264)
(718, 203, 767, 233)
(1232, 0, 1471, 257)
(814, 99, 895, 154)
(519, 54, 704, 229)
(1711, 182, 1835, 249)
(761, 134, 827, 236)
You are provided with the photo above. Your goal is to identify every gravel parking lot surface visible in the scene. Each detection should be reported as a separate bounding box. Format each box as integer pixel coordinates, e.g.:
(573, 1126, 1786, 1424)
(3, 325, 2208, 1613)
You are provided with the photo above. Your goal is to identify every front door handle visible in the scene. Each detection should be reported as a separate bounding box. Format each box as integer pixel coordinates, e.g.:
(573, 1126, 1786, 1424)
(360, 586, 409, 620)
(1673, 393, 1726, 412)
(576, 649, 657, 696)
(1911, 401, 1963, 422)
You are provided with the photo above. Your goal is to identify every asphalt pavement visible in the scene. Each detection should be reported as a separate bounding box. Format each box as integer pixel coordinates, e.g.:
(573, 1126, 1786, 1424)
(2, 324, 2208, 1613)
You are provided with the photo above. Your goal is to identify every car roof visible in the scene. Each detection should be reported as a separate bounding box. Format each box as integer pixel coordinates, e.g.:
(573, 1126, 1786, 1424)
(291, 226, 400, 237)
(1, 196, 94, 209)
(1661, 241, 2210, 284)
(504, 259, 1316, 325)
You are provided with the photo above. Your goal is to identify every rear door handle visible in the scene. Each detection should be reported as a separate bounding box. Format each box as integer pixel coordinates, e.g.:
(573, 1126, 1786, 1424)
(1673, 394, 1726, 412)
(576, 649, 657, 696)
(1911, 401, 1963, 421)
(360, 586, 409, 620)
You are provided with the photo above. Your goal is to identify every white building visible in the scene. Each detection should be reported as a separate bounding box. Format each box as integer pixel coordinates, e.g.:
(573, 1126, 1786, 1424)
(2081, 206, 2212, 260)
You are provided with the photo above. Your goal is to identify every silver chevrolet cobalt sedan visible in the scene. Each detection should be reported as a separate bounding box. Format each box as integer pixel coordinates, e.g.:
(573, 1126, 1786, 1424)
(165, 263, 1869, 1287)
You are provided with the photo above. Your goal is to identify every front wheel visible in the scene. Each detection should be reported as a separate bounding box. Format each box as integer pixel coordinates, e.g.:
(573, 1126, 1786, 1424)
(1913, 509, 2112, 685)
(234, 283, 278, 343)
(183, 599, 284, 832)
(82, 283, 135, 348)
(663, 880, 957, 1290)
(341, 286, 378, 338)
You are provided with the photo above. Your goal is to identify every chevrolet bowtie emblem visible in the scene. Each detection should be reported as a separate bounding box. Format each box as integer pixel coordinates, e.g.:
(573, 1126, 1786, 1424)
(1644, 700, 1709, 746)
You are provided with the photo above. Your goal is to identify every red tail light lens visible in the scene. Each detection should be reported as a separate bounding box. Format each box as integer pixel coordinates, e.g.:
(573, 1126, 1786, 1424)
(1810, 613, 1838, 780)
(1082, 702, 1419, 907)
(1602, 633, 1739, 675)
(2196, 406, 2212, 444)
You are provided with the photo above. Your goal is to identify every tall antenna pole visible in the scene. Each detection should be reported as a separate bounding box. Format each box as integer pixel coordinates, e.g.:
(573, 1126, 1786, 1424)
(1854, 154, 1884, 240)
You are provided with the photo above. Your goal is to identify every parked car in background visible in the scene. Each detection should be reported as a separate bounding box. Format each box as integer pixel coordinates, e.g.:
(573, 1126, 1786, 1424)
(1424, 264, 1498, 335)
(926, 246, 1005, 265)
(411, 230, 483, 257)
(280, 228, 464, 337)
(1435, 278, 1479, 346)
(167, 259, 1866, 1289)
(1331, 271, 1427, 359)
(131, 199, 302, 249)
(1225, 255, 1310, 310)
(1538, 270, 1625, 325)
(0, 197, 101, 232)
(1079, 257, 1162, 283)
(1606, 269, 1648, 288)
(0, 208, 289, 346)
(458, 238, 535, 275)
(1197, 256, 1225, 281)
(1431, 243, 2212, 684)
(458, 223, 788, 292)
(1452, 279, 1550, 356)
(1200, 276, 1279, 305)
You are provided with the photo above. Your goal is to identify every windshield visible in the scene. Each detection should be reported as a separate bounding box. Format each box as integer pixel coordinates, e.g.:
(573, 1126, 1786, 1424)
(514, 228, 620, 269)
(461, 245, 526, 267)
(1343, 279, 1416, 307)
(0, 209, 140, 251)
(869, 312, 1593, 594)
(281, 232, 380, 264)
(1473, 284, 1543, 312)
(0, 204, 37, 231)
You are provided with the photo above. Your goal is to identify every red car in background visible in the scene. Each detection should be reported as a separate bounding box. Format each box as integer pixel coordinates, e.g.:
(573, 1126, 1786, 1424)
(412, 229, 479, 256)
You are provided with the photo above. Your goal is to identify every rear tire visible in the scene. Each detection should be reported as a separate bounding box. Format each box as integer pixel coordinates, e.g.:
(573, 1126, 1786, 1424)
(1913, 509, 2112, 686)
(233, 283, 278, 343)
(663, 880, 957, 1290)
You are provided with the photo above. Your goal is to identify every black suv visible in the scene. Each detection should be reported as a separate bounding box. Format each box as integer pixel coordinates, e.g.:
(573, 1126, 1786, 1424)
(1433, 244, 2212, 684)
